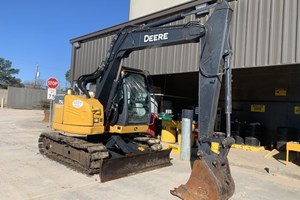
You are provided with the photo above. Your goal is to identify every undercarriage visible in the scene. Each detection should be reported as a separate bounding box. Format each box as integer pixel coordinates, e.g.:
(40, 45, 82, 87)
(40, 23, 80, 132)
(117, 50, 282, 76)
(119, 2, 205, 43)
(38, 132, 172, 182)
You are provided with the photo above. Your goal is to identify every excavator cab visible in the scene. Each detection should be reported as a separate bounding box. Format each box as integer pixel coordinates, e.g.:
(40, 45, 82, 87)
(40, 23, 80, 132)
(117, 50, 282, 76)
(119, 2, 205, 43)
(109, 68, 151, 129)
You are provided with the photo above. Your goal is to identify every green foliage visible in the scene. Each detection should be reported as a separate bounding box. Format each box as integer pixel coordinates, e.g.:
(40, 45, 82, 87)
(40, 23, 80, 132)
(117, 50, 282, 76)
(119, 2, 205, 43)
(65, 69, 71, 83)
(0, 57, 23, 89)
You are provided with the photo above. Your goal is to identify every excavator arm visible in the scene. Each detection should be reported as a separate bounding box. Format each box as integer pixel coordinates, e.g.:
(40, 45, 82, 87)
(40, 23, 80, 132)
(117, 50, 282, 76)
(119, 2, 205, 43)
(172, 1, 235, 199)
(78, 0, 231, 127)
(77, 0, 235, 199)
(78, 22, 206, 122)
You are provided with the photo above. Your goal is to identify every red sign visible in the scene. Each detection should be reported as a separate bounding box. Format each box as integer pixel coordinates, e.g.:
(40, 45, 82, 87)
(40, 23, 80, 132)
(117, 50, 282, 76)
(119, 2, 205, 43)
(47, 77, 59, 89)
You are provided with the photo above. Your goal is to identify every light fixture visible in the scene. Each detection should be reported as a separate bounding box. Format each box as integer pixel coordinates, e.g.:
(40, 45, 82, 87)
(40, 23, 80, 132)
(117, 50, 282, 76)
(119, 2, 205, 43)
(73, 42, 81, 49)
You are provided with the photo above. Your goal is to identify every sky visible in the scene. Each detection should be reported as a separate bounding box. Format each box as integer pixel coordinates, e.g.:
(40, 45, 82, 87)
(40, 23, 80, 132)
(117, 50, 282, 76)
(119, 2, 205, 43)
(0, 0, 129, 88)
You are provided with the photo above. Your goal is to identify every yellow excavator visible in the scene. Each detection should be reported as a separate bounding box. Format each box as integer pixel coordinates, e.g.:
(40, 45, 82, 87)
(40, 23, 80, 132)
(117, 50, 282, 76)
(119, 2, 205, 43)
(39, 0, 235, 199)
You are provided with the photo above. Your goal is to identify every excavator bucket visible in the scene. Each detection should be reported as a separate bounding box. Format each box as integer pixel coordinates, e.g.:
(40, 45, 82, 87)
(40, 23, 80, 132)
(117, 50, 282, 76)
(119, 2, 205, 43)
(171, 138, 235, 200)
(100, 149, 172, 182)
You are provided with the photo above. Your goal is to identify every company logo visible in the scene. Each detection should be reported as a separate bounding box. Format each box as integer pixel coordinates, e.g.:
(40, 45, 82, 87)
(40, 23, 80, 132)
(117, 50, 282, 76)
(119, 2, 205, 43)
(72, 100, 83, 108)
(144, 33, 169, 43)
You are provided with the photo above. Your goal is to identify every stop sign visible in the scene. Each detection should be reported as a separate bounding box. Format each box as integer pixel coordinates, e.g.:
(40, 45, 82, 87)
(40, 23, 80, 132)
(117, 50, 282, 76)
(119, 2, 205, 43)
(47, 77, 59, 89)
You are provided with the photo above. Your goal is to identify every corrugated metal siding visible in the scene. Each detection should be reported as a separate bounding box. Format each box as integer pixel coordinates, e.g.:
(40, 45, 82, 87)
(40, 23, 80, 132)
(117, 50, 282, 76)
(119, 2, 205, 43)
(72, 0, 300, 79)
(124, 14, 201, 74)
(297, 1, 300, 63)
(282, 0, 298, 64)
(268, 0, 283, 65)
(256, 0, 271, 66)
(232, 0, 300, 67)
(74, 35, 115, 79)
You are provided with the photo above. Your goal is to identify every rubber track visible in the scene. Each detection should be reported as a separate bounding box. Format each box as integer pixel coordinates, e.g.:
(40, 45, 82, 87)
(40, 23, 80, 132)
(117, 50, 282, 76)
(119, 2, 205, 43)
(38, 132, 108, 175)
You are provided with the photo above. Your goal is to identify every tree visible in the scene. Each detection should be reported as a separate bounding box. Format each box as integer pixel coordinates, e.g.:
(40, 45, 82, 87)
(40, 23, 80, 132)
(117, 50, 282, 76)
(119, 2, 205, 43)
(0, 57, 23, 89)
(65, 69, 72, 84)
(23, 79, 46, 89)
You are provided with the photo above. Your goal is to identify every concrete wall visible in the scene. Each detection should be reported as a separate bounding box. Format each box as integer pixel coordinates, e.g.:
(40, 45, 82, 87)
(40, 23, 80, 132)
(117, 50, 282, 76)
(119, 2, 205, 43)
(0, 89, 8, 107)
(7, 87, 48, 109)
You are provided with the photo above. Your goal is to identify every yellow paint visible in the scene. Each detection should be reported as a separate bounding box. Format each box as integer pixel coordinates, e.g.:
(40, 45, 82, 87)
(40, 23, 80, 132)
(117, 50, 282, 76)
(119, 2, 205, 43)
(52, 94, 105, 135)
(161, 130, 176, 143)
(161, 120, 177, 143)
(53, 104, 64, 124)
(52, 94, 149, 136)
(211, 142, 220, 154)
(62, 95, 104, 126)
(294, 106, 300, 115)
(251, 104, 265, 113)
(286, 142, 300, 165)
(138, 146, 145, 151)
(166, 143, 180, 154)
(275, 88, 287, 96)
(109, 124, 148, 134)
(52, 122, 105, 135)
(232, 144, 265, 152)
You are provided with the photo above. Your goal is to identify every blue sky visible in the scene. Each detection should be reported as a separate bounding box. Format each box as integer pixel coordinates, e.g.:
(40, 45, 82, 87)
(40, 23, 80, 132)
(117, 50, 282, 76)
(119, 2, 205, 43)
(0, 0, 129, 88)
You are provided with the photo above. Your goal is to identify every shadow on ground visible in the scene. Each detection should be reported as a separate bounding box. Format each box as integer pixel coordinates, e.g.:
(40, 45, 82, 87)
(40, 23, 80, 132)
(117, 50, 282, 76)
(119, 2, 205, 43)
(272, 150, 300, 166)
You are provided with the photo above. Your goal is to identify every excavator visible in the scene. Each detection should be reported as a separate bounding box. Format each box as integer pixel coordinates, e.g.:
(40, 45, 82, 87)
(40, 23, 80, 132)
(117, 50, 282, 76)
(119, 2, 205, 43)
(38, 0, 235, 199)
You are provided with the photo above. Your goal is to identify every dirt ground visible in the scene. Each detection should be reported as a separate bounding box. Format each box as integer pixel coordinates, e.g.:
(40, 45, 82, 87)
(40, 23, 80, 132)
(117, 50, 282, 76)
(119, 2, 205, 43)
(0, 109, 300, 200)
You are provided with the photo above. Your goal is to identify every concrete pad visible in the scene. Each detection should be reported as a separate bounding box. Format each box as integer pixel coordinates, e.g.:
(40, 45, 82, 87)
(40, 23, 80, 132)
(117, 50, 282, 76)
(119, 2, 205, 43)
(0, 109, 190, 200)
(1, 109, 300, 200)
(228, 147, 300, 180)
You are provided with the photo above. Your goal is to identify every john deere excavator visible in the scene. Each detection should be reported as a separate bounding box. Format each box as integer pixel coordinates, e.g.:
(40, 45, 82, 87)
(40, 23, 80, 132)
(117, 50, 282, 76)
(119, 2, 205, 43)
(39, 0, 235, 199)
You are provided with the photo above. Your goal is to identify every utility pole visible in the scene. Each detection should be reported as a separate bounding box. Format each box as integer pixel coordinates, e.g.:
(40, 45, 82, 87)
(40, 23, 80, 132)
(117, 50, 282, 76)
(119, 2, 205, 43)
(34, 64, 40, 88)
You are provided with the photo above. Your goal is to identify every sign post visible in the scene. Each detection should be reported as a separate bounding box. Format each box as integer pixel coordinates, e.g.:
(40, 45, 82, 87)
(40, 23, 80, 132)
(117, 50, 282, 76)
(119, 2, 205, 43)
(46, 77, 59, 128)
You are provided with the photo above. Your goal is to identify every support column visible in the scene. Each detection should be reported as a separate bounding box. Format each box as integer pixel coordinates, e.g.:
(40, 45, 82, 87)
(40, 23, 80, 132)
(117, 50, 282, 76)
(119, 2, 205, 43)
(180, 109, 193, 161)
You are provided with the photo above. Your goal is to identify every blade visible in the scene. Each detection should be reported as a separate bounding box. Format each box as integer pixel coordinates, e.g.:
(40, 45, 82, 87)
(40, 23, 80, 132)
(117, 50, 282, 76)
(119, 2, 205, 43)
(100, 149, 172, 182)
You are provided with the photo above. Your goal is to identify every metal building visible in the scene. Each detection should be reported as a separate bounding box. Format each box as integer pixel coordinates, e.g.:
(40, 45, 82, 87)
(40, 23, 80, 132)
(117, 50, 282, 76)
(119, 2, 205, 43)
(70, 0, 300, 147)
